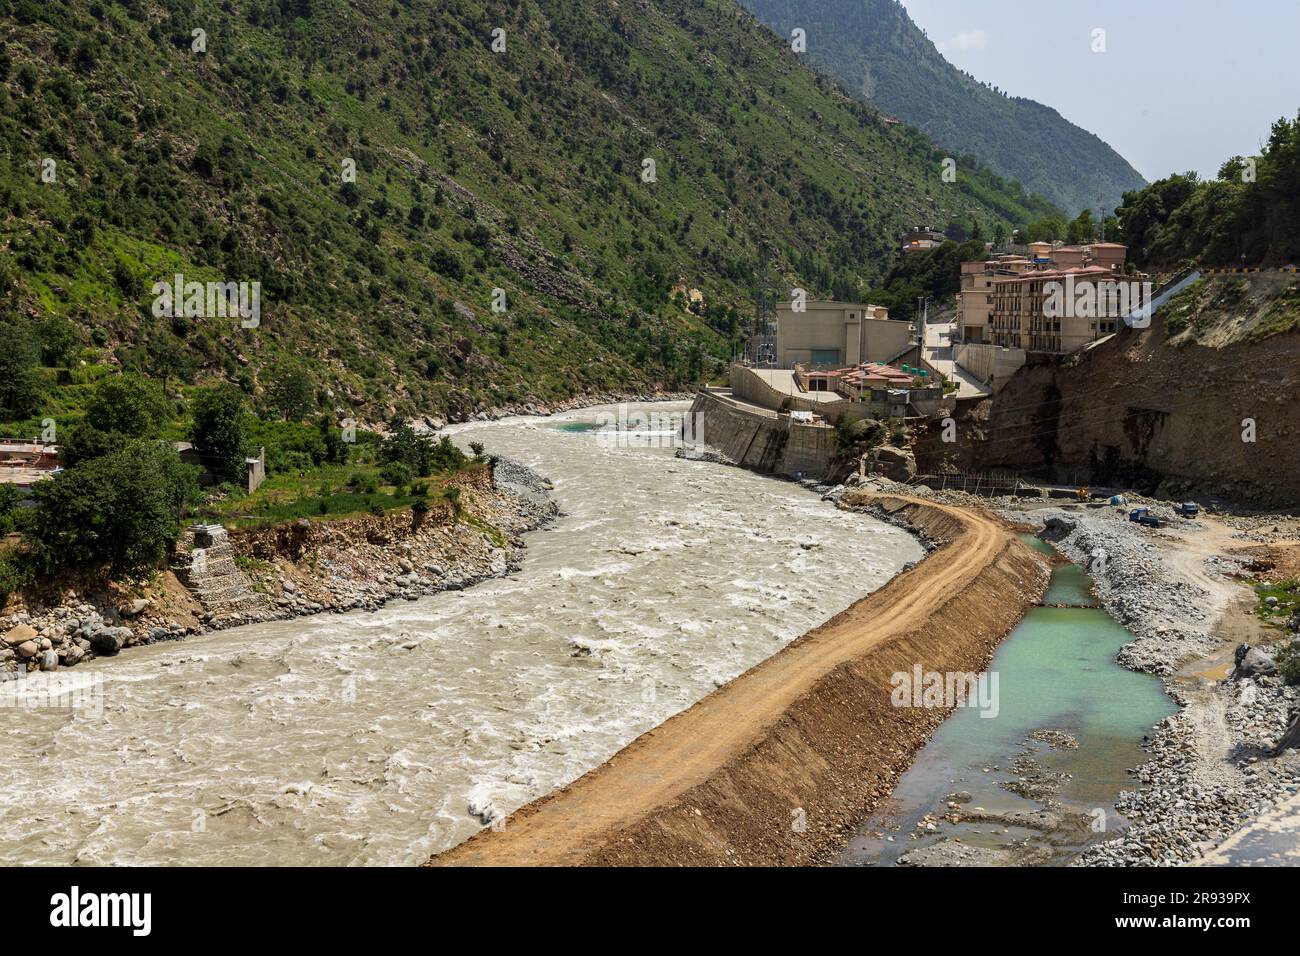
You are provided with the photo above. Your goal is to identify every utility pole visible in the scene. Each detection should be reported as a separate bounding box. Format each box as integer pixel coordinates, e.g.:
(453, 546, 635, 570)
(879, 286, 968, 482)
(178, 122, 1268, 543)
(750, 241, 775, 366)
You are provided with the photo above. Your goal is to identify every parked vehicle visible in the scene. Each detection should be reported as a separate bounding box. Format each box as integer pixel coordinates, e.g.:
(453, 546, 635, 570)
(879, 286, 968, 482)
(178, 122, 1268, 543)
(1177, 501, 1200, 517)
(1128, 508, 1165, 528)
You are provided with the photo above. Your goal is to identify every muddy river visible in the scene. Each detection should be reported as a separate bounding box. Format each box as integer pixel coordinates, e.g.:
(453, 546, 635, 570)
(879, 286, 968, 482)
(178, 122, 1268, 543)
(0, 402, 921, 865)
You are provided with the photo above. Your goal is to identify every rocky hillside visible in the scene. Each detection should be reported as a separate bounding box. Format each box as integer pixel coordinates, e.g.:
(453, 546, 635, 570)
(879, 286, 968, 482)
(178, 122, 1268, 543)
(917, 275, 1300, 509)
(0, 0, 1052, 424)
(738, 0, 1146, 216)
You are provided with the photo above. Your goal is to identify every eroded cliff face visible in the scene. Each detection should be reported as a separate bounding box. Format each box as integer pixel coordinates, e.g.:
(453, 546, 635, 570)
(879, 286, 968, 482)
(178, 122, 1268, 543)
(916, 309, 1300, 508)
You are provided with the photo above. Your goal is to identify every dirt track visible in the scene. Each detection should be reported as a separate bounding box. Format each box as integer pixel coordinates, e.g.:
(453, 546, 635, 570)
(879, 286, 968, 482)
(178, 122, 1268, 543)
(430, 493, 1049, 866)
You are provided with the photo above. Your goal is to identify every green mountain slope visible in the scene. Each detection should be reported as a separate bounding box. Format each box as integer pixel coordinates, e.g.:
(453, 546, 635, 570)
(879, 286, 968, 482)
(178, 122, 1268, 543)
(738, 0, 1146, 217)
(0, 0, 1055, 423)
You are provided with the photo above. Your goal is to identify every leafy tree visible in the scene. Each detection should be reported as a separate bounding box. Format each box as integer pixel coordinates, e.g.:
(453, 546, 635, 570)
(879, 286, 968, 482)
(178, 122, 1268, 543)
(0, 322, 44, 421)
(37, 316, 80, 367)
(28, 441, 198, 577)
(318, 416, 349, 464)
(85, 373, 170, 438)
(1066, 208, 1095, 244)
(191, 385, 248, 482)
(264, 357, 315, 420)
(380, 424, 467, 476)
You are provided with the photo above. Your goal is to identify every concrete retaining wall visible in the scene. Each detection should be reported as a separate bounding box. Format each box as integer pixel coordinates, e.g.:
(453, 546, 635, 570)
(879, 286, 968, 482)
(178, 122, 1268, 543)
(955, 343, 1027, 392)
(691, 391, 836, 480)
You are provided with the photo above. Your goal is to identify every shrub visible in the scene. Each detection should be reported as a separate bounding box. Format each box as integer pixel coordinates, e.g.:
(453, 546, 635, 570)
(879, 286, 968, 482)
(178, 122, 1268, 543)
(0, 484, 25, 534)
(379, 460, 414, 487)
(1277, 641, 1300, 686)
(0, 552, 32, 607)
(28, 441, 199, 577)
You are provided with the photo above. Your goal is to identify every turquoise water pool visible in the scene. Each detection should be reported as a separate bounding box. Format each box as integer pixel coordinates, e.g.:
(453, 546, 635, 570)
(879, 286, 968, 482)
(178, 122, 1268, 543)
(838, 538, 1175, 865)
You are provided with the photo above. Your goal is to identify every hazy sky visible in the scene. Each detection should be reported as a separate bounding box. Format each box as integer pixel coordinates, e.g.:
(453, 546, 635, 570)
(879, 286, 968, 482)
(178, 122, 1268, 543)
(899, 0, 1299, 183)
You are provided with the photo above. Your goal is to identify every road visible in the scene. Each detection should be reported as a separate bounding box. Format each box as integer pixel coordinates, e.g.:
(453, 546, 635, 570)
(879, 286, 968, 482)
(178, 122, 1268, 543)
(430, 494, 1015, 866)
(923, 320, 990, 399)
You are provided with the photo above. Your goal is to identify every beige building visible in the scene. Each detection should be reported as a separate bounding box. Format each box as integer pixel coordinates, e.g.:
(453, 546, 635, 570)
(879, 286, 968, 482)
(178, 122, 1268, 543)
(960, 243, 1135, 352)
(958, 255, 1032, 343)
(989, 267, 1149, 353)
(774, 300, 911, 368)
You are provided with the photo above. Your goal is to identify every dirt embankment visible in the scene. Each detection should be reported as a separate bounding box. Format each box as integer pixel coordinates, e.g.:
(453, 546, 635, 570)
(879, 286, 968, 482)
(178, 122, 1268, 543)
(429, 493, 1050, 866)
(916, 279, 1300, 509)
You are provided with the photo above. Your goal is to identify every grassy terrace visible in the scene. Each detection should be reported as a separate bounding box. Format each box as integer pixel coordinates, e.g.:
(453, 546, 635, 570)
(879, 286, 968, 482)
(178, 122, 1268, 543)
(1254, 578, 1300, 627)
(201, 460, 480, 529)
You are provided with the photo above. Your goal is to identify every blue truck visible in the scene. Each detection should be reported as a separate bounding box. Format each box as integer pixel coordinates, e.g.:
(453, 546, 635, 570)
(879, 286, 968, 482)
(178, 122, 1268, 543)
(1128, 508, 1165, 528)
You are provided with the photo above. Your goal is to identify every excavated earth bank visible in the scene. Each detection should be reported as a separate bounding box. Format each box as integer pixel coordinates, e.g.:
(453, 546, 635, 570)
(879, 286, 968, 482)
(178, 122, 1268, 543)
(429, 492, 1050, 866)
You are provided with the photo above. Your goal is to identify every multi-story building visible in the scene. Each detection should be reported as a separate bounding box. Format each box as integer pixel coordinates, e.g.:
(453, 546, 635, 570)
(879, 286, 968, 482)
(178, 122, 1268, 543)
(960, 242, 1140, 353)
(989, 266, 1148, 353)
(958, 255, 1032, 343)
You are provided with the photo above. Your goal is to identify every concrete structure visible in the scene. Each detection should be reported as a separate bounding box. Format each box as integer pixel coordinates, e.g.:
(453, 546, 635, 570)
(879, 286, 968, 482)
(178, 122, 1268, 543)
(246, 447, 266, 494)
(689, 389, 837, 480)
(0, 440, 60, 488)
(954, 342, 1029, 392)
(922, 321, 992, 399)
(774, 300, 909, 369)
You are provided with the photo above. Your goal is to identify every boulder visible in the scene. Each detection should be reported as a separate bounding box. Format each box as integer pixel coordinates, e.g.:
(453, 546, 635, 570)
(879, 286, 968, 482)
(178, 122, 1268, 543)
(3, 624, 37, 647)
(871, 445, 916, 483)
(16, 640, 39, 659)
(89, 627, 131, 656)
(38, 649, 58, 672)
(119, 598, 150, 618)
(1233, 643, 1277, 679)
(1041, 516, 1077, 541)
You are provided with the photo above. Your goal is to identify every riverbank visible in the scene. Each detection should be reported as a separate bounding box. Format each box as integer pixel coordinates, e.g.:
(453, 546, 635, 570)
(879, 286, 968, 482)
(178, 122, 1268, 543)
(1019, 504, 1300, 866)
(430, 492, 1050, 866)
(863, 476, 1300, 865)
(0, 457, 557, 677)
